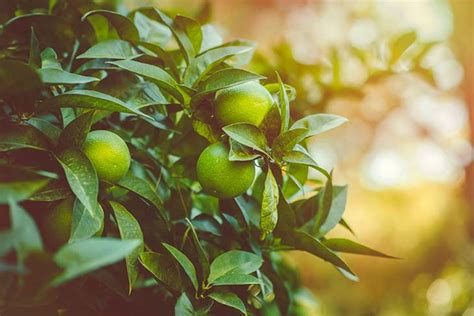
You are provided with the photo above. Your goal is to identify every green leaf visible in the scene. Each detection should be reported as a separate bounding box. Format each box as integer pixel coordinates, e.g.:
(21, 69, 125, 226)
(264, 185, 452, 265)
(192, 120, 220, 143)
(272, 128, 308, 159)
(42, 90, 150, 118)
(108, 59, 188, 103)
(183, 44, 255, 86)
(0, 124, 50, 152)
(162, 243, 199, 291)
(55, 148, 98, 215)
(136, 41, 179, 79)
(318, 186, 347, 236)
(39, 48, 99, 84)
(290, 114, 348, 138)
(173, 15, 203, 63)
(0, 167, 51, 203)
(276, 72, 290, 133)
(208, 291, 247, 315)
(311, 174, 333, 235)
(175, 293, 195, 316)
(200, 24, 223, 52)
(27, 117, 61, 145)
(222, 123, 268, 156)
(208, 250, 263, 285)
(260, 169, 279, 239)
(133, 11, 172, 47)
(116, 173, 168, 226)
(77, 39, 139, 59)
(69, 199, 103, 243)
(52, 237, 141, 286)
(339, 217, 356, 236)
(82, 10, 139, 42)
(9, 200, 43, 264)
(111, 201, 144, 293)
(185, 218, 210, 284)
(211, 274, 260, 287)
(0, 60, 42, 105)
(58, 111, 94, 149)
(286, 231, 358, 281)
(283, 147, 331, 179)
(139, 252, 183, 292)
(196, 68, 265, 96)
(323, 238, 398, 259)
(229, 138, 260, 162)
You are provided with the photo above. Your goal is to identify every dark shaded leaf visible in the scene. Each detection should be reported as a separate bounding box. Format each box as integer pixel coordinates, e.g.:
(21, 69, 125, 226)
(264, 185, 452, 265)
(70, 199, 103, 243)
(208, 291, 246, 315)
(82, 10, 139, 42)
(111, 201, 144, 293)
(0, 166, 50, 203)
(260, 169, 279, 239)
(0, 124, 50, 152)
(58, 111, 94, 149)
(323, 238, 398, 259)
(139, 252, 183, 292)
(52, 238, 141, 286)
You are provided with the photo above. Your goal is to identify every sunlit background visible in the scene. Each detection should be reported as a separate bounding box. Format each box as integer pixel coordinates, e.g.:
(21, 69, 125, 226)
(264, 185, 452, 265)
(126, 0, 473, 315)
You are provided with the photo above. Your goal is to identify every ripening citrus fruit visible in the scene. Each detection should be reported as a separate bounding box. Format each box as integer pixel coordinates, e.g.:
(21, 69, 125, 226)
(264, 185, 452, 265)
(82, 130, 131, 183)
(42, 197, 104, 249)
(214, 81, 273, 127)
(196, 142, 255, 198)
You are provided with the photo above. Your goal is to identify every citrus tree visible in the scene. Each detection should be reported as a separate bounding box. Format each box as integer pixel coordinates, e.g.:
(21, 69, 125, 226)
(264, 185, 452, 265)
(0, 1, 394, 315)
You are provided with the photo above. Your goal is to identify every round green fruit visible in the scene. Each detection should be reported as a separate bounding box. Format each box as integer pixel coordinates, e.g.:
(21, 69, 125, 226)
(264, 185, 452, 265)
(82, 130, 131, 183)
(214, 81, 273, 127)
(42, 198, 104, 250)
(196, 142, 255, 198)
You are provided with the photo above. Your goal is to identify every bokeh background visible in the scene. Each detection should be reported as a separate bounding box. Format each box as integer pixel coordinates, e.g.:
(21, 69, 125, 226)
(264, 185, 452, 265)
(128, 0, 473, 315)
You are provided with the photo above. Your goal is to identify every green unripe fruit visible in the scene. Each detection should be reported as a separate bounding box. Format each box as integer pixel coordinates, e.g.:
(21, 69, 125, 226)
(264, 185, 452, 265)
(82, 130, 131, 183)
(196, 142, 255, 198)
(214, 81, 274, 127)
(42, 197, 104, 250)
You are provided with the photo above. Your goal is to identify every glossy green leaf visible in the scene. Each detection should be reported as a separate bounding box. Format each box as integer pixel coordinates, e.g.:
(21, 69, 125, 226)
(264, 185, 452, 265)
(290, 114, 348, 137)
(229, 138, 260, 162)
(108, 59, 187, 103)
(318, 186, 348, 236)
(173, 15, 202, 63)
(52, 237, 141, 286)
(196, 68, 265, 96)
(28, 180, 71, 202)
(208, 250, 262, 285)
(211, 274, 260, 287)
(222, 123, 268, 156)
(77, 39, 139, 59)
(162, 243, 199, 291)
(0, 124, 50, 152)
(133, 11, 172, 47)
(260, 169, 279, 238)
(111, 201, 144, 293)
(183, 45, 255, 86)
(311, 174, 333, 235)
(272, 128, 308, 159)
(276, 72, 290, 133)
(139, 252, 183, 292)
(323, 238, 398, 259)
(286, 231, 358, 281)
(9, 200, 43, 264)
(274, 189, 296, 235)
(200, 24, 223, 52)
(69, 199, 103, 243)
(208, 291, 246, 315)
(55, 148, 98, 215)
(82, 10, 139, 42)
(58, 111, 94, 149)
(283, 147, 331, 179)
(42, 90, 150, 118)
